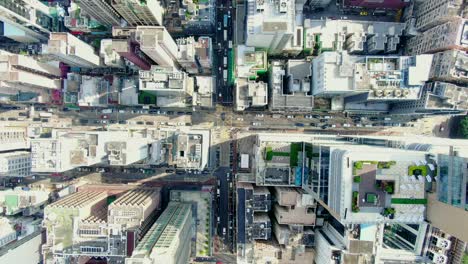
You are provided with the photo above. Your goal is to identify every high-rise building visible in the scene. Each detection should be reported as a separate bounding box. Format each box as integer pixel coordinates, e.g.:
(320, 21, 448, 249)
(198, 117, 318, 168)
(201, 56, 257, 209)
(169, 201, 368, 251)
(0, 127, 29, 152)
(406, 18, 468, 55)
(135, 26, 179, 68)
(126, 202, 193, 264)
(31, 130, 151, 173)
(0, 52, 61, 103)
(43, 33, 101, 68)
(235, 78, 268, 111)
(429, 50, 468, 84)
(390, 82, 468, 115)
(111, 39, 152, 70)
(0, 151, 31, 177)
(412, 0, 467, 31)
(73, 0, 121, 26)
(139, 65, 194, 108)
(0, 0, 53, 42)
(245, 0, 302, 54)
(42, 187, 162, 264)
(0, 188, 49, 215)
(112, 0, 164, 26)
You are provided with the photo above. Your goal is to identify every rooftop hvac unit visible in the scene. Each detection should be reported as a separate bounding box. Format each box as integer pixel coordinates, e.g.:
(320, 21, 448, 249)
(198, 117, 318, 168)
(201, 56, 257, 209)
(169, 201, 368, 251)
(403, 90, 410, 97)
(279, 0, 288, 13)
(374, 90, 383, 97)
(384, 90, 393, 97)
(394, 89, 402, 97)
(256, 0, 265, 10)
(436, 238, 451, 250)
(433, 254, 447, 264)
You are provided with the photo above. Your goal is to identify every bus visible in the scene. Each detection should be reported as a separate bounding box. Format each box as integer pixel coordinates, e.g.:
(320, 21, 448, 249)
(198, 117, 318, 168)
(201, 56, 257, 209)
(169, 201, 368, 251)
(223, 14, 228, 28)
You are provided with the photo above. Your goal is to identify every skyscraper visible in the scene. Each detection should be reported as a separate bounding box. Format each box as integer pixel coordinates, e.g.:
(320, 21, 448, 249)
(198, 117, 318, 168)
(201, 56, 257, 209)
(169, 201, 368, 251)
(112, 0, 164, 26)
(73, 0, 121, 26)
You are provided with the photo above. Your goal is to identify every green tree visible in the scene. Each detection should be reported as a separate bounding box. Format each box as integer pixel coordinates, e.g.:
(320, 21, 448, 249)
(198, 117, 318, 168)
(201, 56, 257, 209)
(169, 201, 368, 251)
(460, 116, 468, 139)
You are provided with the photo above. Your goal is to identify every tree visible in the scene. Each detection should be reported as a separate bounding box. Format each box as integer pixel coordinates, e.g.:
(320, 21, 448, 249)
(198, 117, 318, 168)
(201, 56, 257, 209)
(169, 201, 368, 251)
(460, 116, 468, 139)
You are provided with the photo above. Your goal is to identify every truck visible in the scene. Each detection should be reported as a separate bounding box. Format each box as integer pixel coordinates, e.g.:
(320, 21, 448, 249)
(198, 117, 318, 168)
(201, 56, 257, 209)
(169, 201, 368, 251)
(223, 70, 227, 81)
(228, 41, 232, 48)
(223, 56, 227, 67)
(224, 30, 227, 41)
(39, 112, 52, 118)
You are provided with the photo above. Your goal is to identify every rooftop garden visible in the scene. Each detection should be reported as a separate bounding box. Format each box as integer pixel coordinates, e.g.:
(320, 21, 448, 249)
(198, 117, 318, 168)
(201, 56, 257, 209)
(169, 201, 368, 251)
(408, 165, 428, 176)
(265, 143, 306, 167)
(352, 191, 359, 212)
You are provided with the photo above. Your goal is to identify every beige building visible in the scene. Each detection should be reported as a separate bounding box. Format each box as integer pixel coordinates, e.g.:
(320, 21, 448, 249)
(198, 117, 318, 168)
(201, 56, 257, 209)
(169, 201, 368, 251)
(112, 0, 164, 26)
(413, 0, 468, 31)
(406, 18, 468, 55)
(0, 127, 29, 152)
(430, 50, 468, 84)
(43, 33, 101, 67)
(272, 187, 316, 226)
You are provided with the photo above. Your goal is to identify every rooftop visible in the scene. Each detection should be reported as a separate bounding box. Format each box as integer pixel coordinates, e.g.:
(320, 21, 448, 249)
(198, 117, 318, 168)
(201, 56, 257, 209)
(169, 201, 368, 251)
(111, 188, 161, 207)
(235, 78, 268, 111)
(48, 191, 107, 209)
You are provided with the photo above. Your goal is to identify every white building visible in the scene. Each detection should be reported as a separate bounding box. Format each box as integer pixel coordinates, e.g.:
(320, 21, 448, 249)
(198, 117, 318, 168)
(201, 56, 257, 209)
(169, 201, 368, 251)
(235, 78, 268, 111)
(0, 218, 16, 248)
(0, 0, 52, 42)
(304, 19, 405, 54)
(194, 76, 214, 108)
(195, 37, 213, 73)
(126, 202, 193, 264)
(43, 33, 101, 68)
(112, 0, 164, 26)
(77, 76, 111, 107)
(429, 50, 468, 84)
(0, 51, 61, 103)
(72, 0, 121, 26)
(312, 51, 433, 104)
(406, 18, 468, 55)
(105, 139, 149, 166)
(135, 26, 179, 68)
(139, 65, 194, 108)
(245, 0, 302, 54)
(0, 151, 31, 177)
(100, 39, 125, 68)
(0, 127, 29, 152)
(31, 130, 148, 173)
(177, 37, 198, 74)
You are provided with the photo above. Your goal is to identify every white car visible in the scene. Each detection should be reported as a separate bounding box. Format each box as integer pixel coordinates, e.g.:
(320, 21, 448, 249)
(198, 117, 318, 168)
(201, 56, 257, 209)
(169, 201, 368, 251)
(252, 122, 261, 126)
(237, 117, 244, 121)
(356, 123, 363, 127)
(324, 115, 332, 119)
(287, 115, 294, 119)
(256, 114, 264, 118)
(343, 123, 351, 127)
(365, 124, 373, 127)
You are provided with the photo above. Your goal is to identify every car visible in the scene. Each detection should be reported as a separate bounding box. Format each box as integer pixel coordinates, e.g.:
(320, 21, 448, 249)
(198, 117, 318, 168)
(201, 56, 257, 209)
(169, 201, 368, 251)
(167, 111, 174, 115)
(217, 22, 221, 30)
(312, 114, 320, 119)
(321, 124, 330, 129)
(360, 11, 368, 16)
(186, 112, 193, 115)
(136, 121, 144, 125)
(110, 120, 117, 124)
(101, 120, 108, 124)
(356, 123, 363, 127)
(319, 119, 327, 123)
(221, 112, 226, 121)
(324, 115, 332, 119)
(252, 122, 261, 126)
(310, 123, 319, 127)
(295, 123, 304, 127)
(177, 111, 184, 115)
(118, 110, 126, 113)
(331, 124, 337, 128)
(236, 117, 244, 121)
(343, 123, 351, 127)
(118, 120, 127, 124)
(18, 112, 27, 116)
(101, 114, 109, 119)
(93, 120, 101, 124)
(287, 115, 294, 119)
(369, 117, 379, 121)
(365, 124, 373, 127)
(79, 119, 88, 124)
(33, 118, 41, 122)
(146, 121, 155, 125)
(256, 114, 264, 118)
(7, 117, 17, 121)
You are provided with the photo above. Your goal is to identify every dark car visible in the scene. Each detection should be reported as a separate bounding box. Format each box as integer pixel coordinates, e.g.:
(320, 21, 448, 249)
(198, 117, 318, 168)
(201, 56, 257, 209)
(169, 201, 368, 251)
(8, 117, 17, 121)
(321, 124, 330, 129)
(110, 120, 117, 124)
(136, 121, 144, 125)
(41, 119, 49, 122)
(310, 123, 319, 127)
(295, 123, 304, 127)
(118, 120, 127, 124)
(79, 119, 89, 124)
(146, 121, 154, 125)
(18, 112, 28, 116)
(33, 118, 41, 122)
(167, 111, 174, 115)
(177, 111, 185, 115)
